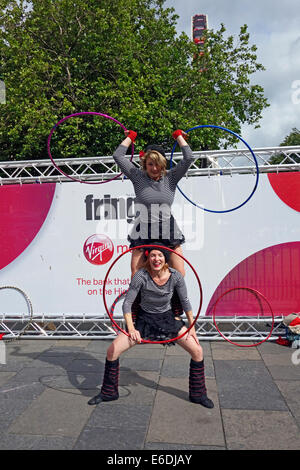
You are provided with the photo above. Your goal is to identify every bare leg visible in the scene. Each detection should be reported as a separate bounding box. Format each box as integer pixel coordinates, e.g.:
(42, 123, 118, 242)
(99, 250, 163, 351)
(168, 245, 185, 277)
(176, 326, 203, 361)
(106, 332, 137, 361)
(131, 249, 144, 277)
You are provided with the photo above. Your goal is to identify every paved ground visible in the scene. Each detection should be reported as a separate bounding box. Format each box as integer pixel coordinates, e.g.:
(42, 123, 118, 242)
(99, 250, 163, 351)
(0, 337, 299, 451)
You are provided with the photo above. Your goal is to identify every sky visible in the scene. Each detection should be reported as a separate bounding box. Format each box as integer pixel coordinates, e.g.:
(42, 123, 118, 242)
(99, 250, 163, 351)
(165, 0, 300, 149)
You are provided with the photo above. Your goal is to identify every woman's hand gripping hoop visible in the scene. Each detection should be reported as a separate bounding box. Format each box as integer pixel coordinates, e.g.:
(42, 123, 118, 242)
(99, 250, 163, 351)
(170, 125, 259, 213)
(47, 112, 134, 184)
(102, 245, 203, 344)
(212, 286, 274, 347)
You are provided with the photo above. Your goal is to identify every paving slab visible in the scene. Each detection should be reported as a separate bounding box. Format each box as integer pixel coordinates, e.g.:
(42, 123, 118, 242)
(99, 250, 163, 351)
(260, 352, 298, 367)
(37, 347, 87, 357)
(146, 377, 224, 447)
(8, 387, 94, 437)
(120, 357, 162, 372)
(265, 364, 300, 381)
(165, 342, 212, 357)
(20, 355, 75, 370)
(275, 380, 300, 427)
(0, 359, 33, 373)
(123, 345, 165, 359)
(257, 341, 290, 354)
(5, 346, 40, 361)
(0, 338, 299, 451)
(0, 372, 16, 387)
(161, 355, 215, 379)
(84, 340, 112, 351)
(0, 376, 45, 401)
(222, 409, 300, 450)
(160, 355, 190, 378)
(39, 371, 100, 396)
(214, 359, 288, 411)
(53, 340, 91, 348)
(144, 442, 226, 450)
(0, 432, 76, 450)
(119, 370, 159, 405)
(87, 403, 152, 430)
(211, 342, 261, 360)
(8, 340, 61, 351)
(0, 398, 33, 431)
(74, 425, 147, 450)
(67, 357, 106, 374)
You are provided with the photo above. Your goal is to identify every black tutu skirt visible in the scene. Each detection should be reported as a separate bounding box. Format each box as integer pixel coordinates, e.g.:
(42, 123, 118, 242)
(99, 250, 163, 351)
(128, 236, 185, 249)
(128, 215, 185, 249)
(134, 308, 185, 345)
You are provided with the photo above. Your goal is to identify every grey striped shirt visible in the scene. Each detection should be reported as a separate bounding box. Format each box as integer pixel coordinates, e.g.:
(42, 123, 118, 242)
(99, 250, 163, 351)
(122, 268, 192, 315)
(113, 144, 195, 239)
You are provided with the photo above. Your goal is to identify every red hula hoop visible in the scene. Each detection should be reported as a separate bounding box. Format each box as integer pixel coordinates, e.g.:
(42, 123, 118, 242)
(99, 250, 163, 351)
(212, 286, 275, 347)
(109, 290, 128, 335)
(47, 112, 134, 184)
(102, 244, 203, 344)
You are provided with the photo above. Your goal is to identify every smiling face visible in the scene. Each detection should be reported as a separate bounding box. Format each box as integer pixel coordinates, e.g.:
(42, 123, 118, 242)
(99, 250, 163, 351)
(148, 250, 166, 272)
(145, 157, 163, 181)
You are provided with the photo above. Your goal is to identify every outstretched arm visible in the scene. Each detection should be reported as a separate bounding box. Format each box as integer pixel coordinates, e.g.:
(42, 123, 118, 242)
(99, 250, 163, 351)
(120, 130, 136, 148)
(169, 129, 195, 185)
(113, 130, 139, 180)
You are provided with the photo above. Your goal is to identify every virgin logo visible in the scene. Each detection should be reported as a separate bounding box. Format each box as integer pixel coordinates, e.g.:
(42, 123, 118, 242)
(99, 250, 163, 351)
(83, 234, 114, 265)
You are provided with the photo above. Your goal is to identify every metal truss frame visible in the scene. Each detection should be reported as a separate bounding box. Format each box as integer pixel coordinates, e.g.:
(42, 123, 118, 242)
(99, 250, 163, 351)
(0, 145, 299, 185)
(0, 147, 298, 342)
(0, 313, 285, 342)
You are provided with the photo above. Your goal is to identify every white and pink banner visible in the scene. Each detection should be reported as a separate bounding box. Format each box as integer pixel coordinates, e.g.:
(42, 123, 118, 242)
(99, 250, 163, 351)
(0, 172, 299, 317)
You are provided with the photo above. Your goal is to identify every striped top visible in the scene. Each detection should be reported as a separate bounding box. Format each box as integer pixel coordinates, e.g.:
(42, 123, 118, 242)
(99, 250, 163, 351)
(122, 268, 192, 315)
(113, 144, 195, 240)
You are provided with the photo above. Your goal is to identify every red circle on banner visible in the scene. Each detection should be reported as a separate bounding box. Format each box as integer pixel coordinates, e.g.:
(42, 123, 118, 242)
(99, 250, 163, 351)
(102, 245, 203, 344)
(212, 287, 275, 347)
(268, 172, 300, 212)
(83, 234, 114, 265)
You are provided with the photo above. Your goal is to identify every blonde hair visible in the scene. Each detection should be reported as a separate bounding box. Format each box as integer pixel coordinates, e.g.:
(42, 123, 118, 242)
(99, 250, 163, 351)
(140, 150, 167, 176)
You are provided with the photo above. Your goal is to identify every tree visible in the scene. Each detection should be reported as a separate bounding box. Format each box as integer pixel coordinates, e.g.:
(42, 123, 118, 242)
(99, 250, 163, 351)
(0, 0, 269, 161)
(268, 128, 300, 165)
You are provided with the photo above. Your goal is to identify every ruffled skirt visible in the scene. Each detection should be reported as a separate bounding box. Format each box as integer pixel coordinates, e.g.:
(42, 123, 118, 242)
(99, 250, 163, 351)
(134, 308, 185, 345)
(128, 215, 185, 249)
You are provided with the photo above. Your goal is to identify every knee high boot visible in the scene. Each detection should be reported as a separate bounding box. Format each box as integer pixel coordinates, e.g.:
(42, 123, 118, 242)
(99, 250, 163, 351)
(189, 358, 214, 408)
(88, 358, 119, 405)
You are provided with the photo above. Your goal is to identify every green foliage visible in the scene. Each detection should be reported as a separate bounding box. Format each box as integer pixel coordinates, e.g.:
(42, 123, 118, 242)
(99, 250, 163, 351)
(268, 128, 300, 164)
(0, 0, 269, 160)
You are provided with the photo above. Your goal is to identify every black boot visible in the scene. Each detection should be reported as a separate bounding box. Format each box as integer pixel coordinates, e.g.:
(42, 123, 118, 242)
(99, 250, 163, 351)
(88, 358, 119, 405)
(189, 358, 214, 408)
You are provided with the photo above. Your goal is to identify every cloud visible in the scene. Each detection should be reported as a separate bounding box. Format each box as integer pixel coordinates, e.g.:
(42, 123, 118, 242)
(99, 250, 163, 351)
(165, 0, 300, 148)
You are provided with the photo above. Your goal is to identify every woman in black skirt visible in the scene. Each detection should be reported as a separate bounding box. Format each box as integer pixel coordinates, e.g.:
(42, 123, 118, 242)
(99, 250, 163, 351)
(88, 245, 214, 409)
(112, 129, 195, 277)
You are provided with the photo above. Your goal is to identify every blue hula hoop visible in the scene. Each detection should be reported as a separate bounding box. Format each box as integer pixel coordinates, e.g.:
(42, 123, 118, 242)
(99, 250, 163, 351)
(170, 125, 259, 214)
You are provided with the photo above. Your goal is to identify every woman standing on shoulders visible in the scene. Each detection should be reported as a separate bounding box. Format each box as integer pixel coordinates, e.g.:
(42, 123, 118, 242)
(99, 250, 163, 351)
(112, 129, 195, 277)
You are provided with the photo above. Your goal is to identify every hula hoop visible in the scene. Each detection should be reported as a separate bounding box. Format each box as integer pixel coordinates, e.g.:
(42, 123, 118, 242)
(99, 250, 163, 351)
(170, 125, 259, 213)
(47, 112, 134, 184)
(102, 244, 203, 344)
(0, 286, 33, 341)
(212, 286, 274, 347)
(109, 290, 128, 335)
